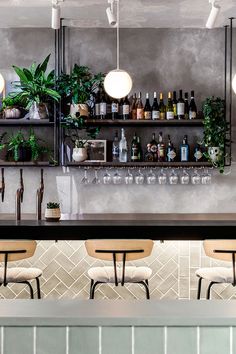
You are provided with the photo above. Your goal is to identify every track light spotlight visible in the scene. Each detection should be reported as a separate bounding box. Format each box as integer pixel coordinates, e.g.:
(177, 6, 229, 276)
(51, 0, 64, 30)
(206, 0, 221, 29)
(106, 0, 117, 26)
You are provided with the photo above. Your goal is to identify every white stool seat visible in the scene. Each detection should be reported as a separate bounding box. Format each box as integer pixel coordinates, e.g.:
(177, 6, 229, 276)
(196, 267, 233, 283)
(0, 267, 42, 283)
(88, 266, 152, 283)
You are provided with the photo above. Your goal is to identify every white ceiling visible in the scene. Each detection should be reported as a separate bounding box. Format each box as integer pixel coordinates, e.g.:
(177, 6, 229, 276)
(0, 0, 235, 28)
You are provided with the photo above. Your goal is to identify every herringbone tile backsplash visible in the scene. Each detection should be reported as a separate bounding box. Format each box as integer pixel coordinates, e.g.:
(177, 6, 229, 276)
(0, 241, 234, 300)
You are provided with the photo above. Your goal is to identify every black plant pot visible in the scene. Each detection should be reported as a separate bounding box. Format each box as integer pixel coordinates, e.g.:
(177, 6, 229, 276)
(17, 146, 32, 162)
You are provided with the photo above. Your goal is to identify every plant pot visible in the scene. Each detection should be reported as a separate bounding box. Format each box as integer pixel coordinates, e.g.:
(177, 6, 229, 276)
(17, 146, 32, 162)
(208, 147, 221, 163)
(70, 103, 89, 118)
(45, 208, 61, 222)
(72, 147, 88, 162)
(4, 107, 21, 119)
(29, 102, 49, 120)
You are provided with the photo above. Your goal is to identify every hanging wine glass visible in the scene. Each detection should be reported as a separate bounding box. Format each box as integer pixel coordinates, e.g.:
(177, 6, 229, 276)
(201, 169, 212, 185)
(103, 169, 112, 185)
(135, 169, 145, 185)
(191, 169, 201, 185)
(92, 169, 101, 184)
(124, 169, 134, 185)
(180, 169, 190, 185)
(169, 169, 179, 185)
(113, 170, 123, 185)
(147, 169, 156, 185)
(158, 168, 167, 185)
(81, 169, 89, 185)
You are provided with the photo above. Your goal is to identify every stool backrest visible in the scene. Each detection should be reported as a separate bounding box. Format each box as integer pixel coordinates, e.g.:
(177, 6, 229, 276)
(203, 240, 236, 262)
(85, 239, 153, 262)
(0, 240, 37, 262)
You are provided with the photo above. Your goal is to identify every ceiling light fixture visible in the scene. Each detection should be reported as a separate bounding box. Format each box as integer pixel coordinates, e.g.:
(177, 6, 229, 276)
(206, 0, 221, 29)
(104, 0, 133, 99)
(51, 0, 64, 30)
(106, 0, 116, 26)
(0, 74, 4, 96)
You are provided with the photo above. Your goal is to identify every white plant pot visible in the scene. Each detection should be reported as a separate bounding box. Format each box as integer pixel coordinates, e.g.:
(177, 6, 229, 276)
(45, 208, 61, 222)
(72, 147, 88, 162)
(208, 147, 221, 162)
(29, 102, 49, 120)
(4, 107, 21, 119)
(70, 103, 89, 118)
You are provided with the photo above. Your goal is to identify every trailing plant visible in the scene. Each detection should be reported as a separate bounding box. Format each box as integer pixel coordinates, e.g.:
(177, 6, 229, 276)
(202, 96, 230, 173)
(47, 202, 60, 209)
(11, 54, 60, 109)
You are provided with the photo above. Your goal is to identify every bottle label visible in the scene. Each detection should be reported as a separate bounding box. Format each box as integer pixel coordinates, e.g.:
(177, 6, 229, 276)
(166, 111, 174, 120)
(158, 147, 165, 158)
(150, 144, 157, 153)
(112, 103, 119, 113)
(137, 108, 144, 120)
(131, 147, 139, 160)
(194, 150, 203, 160)
(144, 111, 151, 120)
(123, 105, 130, 115)
(181, 146, 189, 161)
(189, 111, 197, 119)
(112, 146, 119, 159)
(160, 112, 165, 120)
(152, 110, 160, 120)
(95, 104, 100, 116)
(173, 104, 177, 117)
(100, 103, 107, 116)
(177, 103, 185, 115)
(167, 150, 176, 160)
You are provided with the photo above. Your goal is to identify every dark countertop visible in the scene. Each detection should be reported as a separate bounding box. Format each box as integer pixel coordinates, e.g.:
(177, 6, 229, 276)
(0, 213, 235, 240)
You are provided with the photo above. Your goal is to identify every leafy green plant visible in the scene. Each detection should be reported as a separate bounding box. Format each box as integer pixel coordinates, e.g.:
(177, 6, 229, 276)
(47, 202, 60, 209)
(11, 55, 60, 110)
(203, 96, 229, 173)
(1, 95, 26, 110)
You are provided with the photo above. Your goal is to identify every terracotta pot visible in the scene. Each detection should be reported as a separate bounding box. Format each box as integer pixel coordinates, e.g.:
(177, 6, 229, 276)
(208, 147, 221, 163)
(29, 102, 49, 120)
(70, 103, 89, 118)
(45, 208, 61, 222)
(72, 147, 88, 162)
(4, 107, 21, 119)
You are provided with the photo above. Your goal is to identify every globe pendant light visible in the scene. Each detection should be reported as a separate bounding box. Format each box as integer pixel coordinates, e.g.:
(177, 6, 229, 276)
(232, 74, 236, 95)
(0, 73, 5, 96)
(104, 0, 132, 99)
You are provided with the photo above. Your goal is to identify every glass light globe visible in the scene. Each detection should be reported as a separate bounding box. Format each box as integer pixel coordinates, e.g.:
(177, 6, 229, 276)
(0, 73, 4, 94)
(104, 69, 133, 99)
(232, 74, 236, 94)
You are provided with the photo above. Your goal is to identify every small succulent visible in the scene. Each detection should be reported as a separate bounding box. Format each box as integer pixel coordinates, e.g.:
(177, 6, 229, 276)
(46, 202, 60, 209)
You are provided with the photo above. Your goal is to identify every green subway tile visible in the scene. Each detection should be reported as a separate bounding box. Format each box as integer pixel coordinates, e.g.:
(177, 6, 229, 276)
(167, 327, 197, 354)
(102, 327, 132, 354)
(36, 327, 66, 354)
(4, 327, 33, 354)
(69, 327, 99, 354)
(134, 327, 164, 354)
(200, 327, 230, 354)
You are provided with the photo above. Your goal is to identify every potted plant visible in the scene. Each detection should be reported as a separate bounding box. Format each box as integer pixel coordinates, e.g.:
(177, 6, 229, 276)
(1, 95, 27, 119)
(203, 96, 229, 173)
(57, 65, 104, 118)
(72, 139, 88, 162)
(45, 202, 61, 222)
(12, 54, 60, 120)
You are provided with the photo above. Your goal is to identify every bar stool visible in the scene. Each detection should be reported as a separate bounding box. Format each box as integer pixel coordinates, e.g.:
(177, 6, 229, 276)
(0, 240, 42, 299)
(85, 239, 154, 299)
(196, 240, 236, 300)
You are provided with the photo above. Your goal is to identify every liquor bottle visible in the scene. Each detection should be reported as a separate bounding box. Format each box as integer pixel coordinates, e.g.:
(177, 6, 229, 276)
(194, 144, 203, 162)
(111, 98, 119, 120)
(189, 90, 197, 120)
(173, 91, 177, 119)
(136, 92, 144, 120)
(131, 93, 137, 120)
(95, 88, 101, 119)
(159, 93, 166, 120)
(119, 128, 128, 163)
(184, 92, 189, 120)
(100, 90, 107, 119)
(151, 92, 160, 120)
(106, 94, 112, 119)
(112, 130, 119, 161)
(131, 133, 139, 162)
(137, 136, 142, 161)
(157, 132, 165, 162)
(177, 89, 185, 120)
(144, 144, 154, 162)
(166, 92, 174, 120)
(144, 93, 152, 120)
(167, 135, 177, 162)
(180, 135, 190, 162)
(150, 133, 158, 161)
(122, 96, 130, 120)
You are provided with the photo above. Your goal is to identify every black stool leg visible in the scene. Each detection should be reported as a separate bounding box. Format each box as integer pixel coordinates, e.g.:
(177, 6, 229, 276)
(90, 281, 100, 299)
(36, 277, 41, 299)
(206, 281, 217, 300)
(89, 279, 94, 299)
(20, 281, 34, 299)
(197, 277, 203, 300)
(140, 281, 150, 299)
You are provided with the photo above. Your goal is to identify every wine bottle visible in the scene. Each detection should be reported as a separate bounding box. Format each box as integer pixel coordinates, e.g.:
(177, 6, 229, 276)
(157, 132, 165, 162)
(167, 135, 177, 162)
(151, 92, 160, 120)
(180, 135, 189, 162)
(119, 128, 128, 163)
(136, 92, 144, 120)
(145, 144, 154, 162)
(137, 136, 142, 161)
(111, 98, 119, 120)
(177, 89, 185, 120)
(131, 93, 137, 120)
(159, 93, 166, 120)
(189, 90, 197, 120)
(173, 91, 177, 119)
(122, 96, 130, 120)
(184, 92, 189, 120)
(150, 133, 158, 161)
(131, 132, 139, 162)
(112, 130, 119, 161)
(166, 92, 174, 120)
(144, 93, 152, 120)
(100, 90, 107, 119)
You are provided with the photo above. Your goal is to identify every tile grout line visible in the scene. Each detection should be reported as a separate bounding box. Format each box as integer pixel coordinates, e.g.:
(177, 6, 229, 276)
(1, 327, 3, 354)
(230, 326, 233, 354)
(132, 326, 134, 354)
(197, 326, 200, 354)
(66, 326, 69, 354)
(33, 327, 36, 354)
(99, 326, 102, 354)
(164, 326, 167, 354)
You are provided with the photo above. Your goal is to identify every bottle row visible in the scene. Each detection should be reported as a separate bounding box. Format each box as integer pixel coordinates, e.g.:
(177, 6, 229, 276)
(113, 129, 204, 163)
(94, 89, 198, 121)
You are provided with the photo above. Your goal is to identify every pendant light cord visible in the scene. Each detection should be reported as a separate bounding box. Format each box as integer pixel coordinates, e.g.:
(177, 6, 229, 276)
(116, 0, 120, 70)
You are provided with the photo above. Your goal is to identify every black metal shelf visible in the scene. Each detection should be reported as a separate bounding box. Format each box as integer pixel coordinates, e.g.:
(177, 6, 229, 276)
(0, 119, 54, 126)
(84, 119, 204, 127)
(67, 161, 212, 168)
(0, 161, 52, 167)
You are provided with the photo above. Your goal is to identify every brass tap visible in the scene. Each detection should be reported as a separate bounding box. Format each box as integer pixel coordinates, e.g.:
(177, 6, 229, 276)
(36, 169, 44, 220)
(16, 169, 24, 221)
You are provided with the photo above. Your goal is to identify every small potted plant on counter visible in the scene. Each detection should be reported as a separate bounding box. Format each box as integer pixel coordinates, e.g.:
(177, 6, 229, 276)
(11, 54, 60, 120)
(45, 202, 61, 222)
(57, 64, 104, 118)
(203, 96, 230, 173)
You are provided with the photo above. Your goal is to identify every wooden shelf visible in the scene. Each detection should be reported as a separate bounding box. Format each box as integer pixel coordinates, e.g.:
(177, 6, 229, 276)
(0, 119, 54, 126)
(0, 161, 52, 167)
(67, 161, 212, 168)
(84, 119, 204, 127)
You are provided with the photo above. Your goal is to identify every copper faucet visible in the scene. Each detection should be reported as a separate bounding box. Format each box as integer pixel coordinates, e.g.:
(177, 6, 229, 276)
(36, 169, 44, 220)
(0, 168, 5, 202)
(16, 169, 24, 221)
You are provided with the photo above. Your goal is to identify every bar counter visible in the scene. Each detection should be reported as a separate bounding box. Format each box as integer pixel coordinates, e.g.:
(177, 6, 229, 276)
(0, 213, 235, 240)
